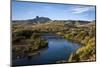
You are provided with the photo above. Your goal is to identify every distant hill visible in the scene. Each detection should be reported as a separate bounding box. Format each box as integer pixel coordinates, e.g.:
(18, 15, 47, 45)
(51, 20, 91, 26)
(12, 16, 51, 24)
(12, 16, 94, 25)
(33, 16, 51, 23)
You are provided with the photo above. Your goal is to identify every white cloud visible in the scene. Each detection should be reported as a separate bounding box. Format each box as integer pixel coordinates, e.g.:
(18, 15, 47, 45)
(71, 6, 94, 14)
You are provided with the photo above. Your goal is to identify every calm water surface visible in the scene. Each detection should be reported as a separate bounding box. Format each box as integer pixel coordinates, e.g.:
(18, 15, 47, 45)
(13, 34, 80, 66)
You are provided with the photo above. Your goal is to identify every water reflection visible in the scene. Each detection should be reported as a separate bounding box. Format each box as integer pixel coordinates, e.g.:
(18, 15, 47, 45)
(13, 34, 80, 66)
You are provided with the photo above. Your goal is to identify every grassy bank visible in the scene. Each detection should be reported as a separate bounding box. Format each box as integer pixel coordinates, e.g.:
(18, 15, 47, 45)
(12, 29, 48, 59)
(12, 20, 96, 62)
(63, 23, 96, 62)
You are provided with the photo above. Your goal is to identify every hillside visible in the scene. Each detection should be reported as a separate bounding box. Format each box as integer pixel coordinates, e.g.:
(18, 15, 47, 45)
(12, 18, 96, 63)
(12, 16, 51, 24)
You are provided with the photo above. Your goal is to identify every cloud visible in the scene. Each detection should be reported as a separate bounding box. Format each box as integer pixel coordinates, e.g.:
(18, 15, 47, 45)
(70, 6, 94, 14)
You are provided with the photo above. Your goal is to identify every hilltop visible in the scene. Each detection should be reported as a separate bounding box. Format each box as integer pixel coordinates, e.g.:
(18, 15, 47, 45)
(12, 16, 51, 24)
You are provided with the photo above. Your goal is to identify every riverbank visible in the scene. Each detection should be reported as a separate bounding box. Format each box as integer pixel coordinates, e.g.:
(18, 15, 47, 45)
(13, 33, 80, 66)
(12, 20, 96, 65)
(55, 22, 96, 62)
(12, 29, 48, 60)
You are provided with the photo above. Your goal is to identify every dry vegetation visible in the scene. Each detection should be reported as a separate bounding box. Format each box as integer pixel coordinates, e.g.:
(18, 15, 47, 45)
(12, 20, 96, 62)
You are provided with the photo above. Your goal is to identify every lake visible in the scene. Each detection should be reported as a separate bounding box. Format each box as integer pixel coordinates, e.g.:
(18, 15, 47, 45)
(13, 34, 80, 66)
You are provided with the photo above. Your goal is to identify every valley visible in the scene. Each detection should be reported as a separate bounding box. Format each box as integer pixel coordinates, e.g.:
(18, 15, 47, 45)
(12, 17, 96, 66)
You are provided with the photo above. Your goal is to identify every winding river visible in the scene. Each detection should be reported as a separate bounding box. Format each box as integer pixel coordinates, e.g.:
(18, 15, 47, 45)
(13, 34, 80, 66)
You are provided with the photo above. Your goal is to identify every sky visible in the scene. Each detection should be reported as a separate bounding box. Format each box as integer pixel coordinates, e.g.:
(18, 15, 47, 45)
(12, 1, 96, 21)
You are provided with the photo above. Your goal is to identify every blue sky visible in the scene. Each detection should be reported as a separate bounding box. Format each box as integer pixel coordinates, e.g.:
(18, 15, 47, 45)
(12, 1, 96, 21)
